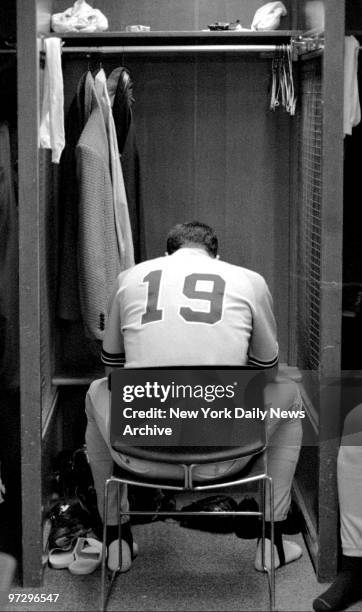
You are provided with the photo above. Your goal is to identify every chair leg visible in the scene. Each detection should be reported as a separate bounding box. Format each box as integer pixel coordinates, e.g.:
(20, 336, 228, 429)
(261, 478, 266, 572)
(267, 476, 276, 612)
(100, 479, 126, 612)
(101, 478, 111, 612)
(260, 476, 276, 611)
(117, 483, 123, 572)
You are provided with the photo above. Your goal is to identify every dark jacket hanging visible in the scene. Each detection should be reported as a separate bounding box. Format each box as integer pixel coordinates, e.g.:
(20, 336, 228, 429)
(57, 70, 93, 321)
(109, 67, 144, 263)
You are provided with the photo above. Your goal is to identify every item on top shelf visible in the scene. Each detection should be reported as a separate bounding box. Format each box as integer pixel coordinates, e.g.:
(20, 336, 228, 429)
(208, 22, 230, 31)
(51, 0, 108, 33)
(125, 25, 151, 32)
(251, 1, 287, 31)
(207, 20, 250, 32)
(228, 20, 244, 31)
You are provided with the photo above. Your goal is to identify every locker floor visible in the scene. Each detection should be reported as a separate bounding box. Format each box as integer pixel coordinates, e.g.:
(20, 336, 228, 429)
(5, 522, 362, 612)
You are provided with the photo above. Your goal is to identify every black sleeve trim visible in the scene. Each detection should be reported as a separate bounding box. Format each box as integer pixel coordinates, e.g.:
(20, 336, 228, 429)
(101, 348, 125, 367)
(247, 355, 279, 369)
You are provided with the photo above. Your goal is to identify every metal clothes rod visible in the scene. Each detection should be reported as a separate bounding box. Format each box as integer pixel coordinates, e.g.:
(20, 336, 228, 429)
(62, 44, 281, 54)
(0, 49, 16, 54)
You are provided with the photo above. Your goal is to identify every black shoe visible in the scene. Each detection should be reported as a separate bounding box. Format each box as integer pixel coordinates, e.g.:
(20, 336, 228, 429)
(234, 496, 261, 539)
(180, 495, 237, 533)
(47, 497, 93, 551)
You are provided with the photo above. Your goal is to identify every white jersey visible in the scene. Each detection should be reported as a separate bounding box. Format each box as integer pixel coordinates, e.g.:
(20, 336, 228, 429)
(101, 247, 278, 369)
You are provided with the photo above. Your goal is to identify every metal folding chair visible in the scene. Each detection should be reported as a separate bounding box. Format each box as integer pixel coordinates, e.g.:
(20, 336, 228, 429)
(101, 366, 275, 611)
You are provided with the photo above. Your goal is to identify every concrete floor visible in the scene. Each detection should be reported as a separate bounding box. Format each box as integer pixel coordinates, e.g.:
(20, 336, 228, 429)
(5, 520, 362, 612)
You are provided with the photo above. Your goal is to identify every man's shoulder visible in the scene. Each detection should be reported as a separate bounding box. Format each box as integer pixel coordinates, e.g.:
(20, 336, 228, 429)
(116, 256, 167, 283)
(217, 259, 266, 285)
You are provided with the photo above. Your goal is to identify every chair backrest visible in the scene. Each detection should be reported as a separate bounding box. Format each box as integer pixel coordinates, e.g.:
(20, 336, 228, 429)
(109, 366, 266, 465)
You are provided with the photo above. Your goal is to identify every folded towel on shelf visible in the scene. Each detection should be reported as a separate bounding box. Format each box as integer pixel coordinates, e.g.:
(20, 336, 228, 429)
(251, 2, 287, 31)
(51, 0, 108, 33)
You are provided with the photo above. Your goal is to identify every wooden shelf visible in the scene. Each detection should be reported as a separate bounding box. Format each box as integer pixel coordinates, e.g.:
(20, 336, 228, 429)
(52, 373, 104, 386)
(59, 29, 301, 47)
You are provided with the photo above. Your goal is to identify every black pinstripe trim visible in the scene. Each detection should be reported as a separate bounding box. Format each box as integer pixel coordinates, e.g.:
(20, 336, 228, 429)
(248, 355, 279, 369)
(101, 348, 125, 366)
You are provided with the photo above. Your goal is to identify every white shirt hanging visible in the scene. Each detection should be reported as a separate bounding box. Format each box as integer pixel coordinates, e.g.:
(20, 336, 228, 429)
(95, 69, 135, 271)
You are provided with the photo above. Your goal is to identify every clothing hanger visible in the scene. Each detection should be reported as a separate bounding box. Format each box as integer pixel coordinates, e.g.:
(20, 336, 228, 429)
(85, 52, 103, 76)
(270, 44, 296, 115)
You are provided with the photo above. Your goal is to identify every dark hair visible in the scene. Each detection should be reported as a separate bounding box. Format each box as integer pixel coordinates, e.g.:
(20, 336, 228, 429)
(166, 221, 218, 258)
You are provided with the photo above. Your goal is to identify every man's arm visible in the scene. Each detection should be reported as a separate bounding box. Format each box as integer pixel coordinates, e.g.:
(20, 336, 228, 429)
(247, 274, 279, 382)
(101, 281, 125, 376)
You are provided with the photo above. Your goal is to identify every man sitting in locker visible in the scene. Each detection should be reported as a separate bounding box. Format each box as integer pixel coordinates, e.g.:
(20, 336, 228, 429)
(85, 221, 303, 573)
(313, 404, 362, 611)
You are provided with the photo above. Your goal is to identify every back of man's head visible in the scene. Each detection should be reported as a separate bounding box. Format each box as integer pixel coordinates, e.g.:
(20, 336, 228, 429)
(166, 221, 218, 258)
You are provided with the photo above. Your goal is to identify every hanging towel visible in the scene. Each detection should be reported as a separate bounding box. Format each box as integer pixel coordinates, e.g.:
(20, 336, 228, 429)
(94, 69, 135, 271)
(39, 37, 65, 163)
(344, 36, 361, 136)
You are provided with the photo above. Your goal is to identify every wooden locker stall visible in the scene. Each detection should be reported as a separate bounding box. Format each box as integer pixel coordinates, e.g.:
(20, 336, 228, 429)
(291, 0, 345, 582)
(16, 0, 345, 587)
(0, 0, 20, 564)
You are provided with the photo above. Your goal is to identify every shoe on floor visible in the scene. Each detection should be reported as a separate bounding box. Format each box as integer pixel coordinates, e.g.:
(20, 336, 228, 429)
(48, 546, 76, 570)
(234, 496, 260, 539)
(254, 537, 302, 572)
(68, 537, 102, 575)
(107, 539, 139, 572)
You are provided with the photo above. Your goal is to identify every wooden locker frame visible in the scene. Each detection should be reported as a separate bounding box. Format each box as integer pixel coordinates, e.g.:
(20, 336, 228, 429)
(16, 0, 345, 587)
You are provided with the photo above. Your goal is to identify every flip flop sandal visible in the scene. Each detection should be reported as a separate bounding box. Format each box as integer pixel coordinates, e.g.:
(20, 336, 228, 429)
(68, 537, 102, 575)
(48, 546, 76, 569)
